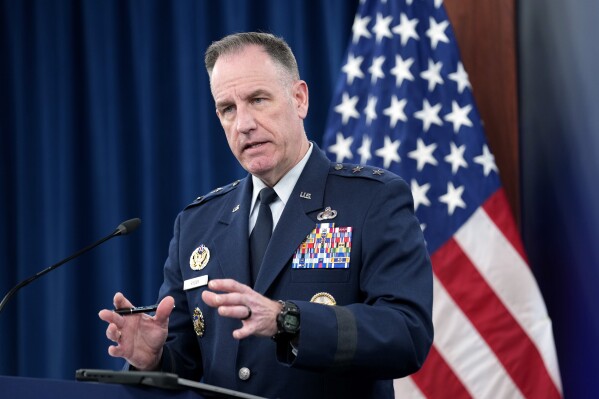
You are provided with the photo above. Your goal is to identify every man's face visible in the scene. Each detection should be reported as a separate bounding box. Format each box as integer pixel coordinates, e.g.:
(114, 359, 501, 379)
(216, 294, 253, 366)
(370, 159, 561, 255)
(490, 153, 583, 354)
(210, 45, 309, 187)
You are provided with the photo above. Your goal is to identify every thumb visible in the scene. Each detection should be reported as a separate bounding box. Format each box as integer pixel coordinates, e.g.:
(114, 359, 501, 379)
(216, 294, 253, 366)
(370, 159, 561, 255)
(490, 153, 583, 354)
(154, 296, 175, 323)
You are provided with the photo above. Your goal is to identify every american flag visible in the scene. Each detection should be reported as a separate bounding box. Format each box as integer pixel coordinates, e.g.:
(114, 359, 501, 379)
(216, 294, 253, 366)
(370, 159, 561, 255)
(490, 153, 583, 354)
(322, 0, 562, 397)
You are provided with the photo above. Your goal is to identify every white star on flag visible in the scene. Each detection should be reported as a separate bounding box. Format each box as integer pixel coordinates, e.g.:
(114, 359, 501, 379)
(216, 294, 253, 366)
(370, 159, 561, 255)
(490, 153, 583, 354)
(426, 17, 450, 49)
(368, 55, 386, 84)
(444, 141, 468, 174)
(327, 132, 353, 163)
(383, 95, 408, 128)
(408, 138, 438, 171)
(352, 14, 372, 43)
(444, 101, 473, 133)
(342, 53, 365, 85)
(420, 59, 444, 92)
(439, 181, 466, 215)
(372, 12, 393, 42)
(357, 135, 373, 164)
(375, 135, 401, 168)
(411, 179, 431, 210)
(390, 55, 415, 87)
(474, 144, 499, 176)
(414, 98, 443, 132)
(364, 96, 378, 125)
(334, 92, 360, 125)
(392, 13, 419, 46)
(449, 61, 471, 93)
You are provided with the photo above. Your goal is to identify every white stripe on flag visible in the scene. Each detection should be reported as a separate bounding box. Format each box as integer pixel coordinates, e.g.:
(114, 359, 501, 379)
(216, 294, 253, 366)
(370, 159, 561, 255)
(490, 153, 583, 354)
(454, 208, 562, 391)
(394, 375, 426, 399)
(431, 275, 524, 399)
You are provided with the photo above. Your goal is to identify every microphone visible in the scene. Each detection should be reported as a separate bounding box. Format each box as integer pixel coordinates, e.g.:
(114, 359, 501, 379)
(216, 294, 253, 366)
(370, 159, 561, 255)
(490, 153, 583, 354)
(0, 218, 141, 314)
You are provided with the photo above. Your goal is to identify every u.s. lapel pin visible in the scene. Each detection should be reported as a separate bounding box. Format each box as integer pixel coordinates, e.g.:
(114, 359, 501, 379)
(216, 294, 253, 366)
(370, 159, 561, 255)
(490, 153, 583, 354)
(300, 192, 312, 199)
(317, 206, 337, 221)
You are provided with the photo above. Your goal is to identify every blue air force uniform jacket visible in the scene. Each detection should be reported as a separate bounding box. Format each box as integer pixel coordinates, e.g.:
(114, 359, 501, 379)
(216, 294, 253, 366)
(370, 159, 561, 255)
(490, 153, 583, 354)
(156, 144, 433, 399)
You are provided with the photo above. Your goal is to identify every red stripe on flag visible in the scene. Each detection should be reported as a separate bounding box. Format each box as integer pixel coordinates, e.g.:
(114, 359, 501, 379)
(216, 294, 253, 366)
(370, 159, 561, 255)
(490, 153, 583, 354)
(432, 240, 561, 399)
(482, 189, 528, 262)
(411, 345, 472, 399)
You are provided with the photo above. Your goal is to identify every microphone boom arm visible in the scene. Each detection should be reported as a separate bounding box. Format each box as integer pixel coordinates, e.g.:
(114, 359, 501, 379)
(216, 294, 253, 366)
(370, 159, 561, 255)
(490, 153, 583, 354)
(0, 218, 140, 314)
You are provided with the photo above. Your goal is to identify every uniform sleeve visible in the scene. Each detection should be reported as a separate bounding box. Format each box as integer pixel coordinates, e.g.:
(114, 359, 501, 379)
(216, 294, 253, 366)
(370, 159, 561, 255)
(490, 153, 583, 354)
(279, 177, 434, 379)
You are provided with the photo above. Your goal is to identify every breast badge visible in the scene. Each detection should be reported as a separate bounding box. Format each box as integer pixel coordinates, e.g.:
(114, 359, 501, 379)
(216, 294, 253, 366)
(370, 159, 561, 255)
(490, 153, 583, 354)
(193, 307, 205, 337)
(317, 207, 337, 221)
(310, 292, 336, 306)
(190, 244, 210, 271)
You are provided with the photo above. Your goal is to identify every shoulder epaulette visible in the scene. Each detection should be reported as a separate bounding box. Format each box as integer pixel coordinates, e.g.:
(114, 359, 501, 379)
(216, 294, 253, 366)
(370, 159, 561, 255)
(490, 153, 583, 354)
(184, 179, 242, 210)
(329, 162, 398, 182)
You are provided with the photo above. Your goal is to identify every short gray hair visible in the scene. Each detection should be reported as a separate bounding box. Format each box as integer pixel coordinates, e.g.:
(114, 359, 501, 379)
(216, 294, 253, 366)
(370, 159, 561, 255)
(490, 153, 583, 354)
(204, 32, 300, 81)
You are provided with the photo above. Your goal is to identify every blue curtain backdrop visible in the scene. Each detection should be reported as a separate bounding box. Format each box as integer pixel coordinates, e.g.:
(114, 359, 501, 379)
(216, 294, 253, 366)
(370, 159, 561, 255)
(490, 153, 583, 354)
(0, 0, 357, 379)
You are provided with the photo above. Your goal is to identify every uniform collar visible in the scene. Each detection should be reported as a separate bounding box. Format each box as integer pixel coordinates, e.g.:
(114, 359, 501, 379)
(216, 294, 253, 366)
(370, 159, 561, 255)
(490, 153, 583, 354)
(250, 142, 313, 213)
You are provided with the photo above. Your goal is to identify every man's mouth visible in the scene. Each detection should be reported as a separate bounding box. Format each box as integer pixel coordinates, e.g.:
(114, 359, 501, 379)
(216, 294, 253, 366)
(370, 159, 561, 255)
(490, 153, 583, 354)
(244, 142, 267, 151)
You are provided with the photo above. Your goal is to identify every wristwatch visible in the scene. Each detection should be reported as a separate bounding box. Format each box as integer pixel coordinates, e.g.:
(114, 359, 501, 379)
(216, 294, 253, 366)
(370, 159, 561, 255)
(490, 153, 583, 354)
(273, 300, 300, 340)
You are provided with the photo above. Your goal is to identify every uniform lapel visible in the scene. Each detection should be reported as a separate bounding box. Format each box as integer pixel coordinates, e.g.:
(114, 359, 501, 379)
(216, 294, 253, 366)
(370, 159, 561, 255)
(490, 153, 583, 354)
(212, 177, 253, 285)
(254, 146, 330, 293)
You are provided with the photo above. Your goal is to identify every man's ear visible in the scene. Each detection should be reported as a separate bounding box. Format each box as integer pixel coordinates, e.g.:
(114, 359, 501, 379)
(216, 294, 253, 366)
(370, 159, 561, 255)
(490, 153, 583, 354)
(293, 80, 309, 119)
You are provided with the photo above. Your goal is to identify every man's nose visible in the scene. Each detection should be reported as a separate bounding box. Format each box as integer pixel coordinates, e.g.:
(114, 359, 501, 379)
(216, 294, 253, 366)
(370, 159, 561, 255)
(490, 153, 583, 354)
(236, 106, 257, 134)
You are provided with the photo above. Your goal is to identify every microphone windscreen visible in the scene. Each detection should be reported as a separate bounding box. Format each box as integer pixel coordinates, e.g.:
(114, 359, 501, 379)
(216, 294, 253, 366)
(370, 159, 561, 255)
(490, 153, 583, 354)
(116, 218, 141, 235)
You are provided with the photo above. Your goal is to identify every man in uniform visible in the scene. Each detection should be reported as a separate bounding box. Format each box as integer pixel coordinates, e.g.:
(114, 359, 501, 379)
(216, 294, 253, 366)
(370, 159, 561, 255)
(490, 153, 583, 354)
(99, 32, 433, 399)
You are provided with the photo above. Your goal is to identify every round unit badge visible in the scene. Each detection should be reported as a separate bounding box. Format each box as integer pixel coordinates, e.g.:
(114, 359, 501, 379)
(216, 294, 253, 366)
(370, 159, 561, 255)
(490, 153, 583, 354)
(310, 292, 336, 306)
(190, 244, 210, 271)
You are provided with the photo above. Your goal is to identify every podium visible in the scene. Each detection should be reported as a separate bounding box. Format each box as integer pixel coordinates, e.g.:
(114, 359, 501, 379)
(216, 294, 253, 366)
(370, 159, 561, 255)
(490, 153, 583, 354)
(0, 375, 203, 399)
(1, 371, 266, 399)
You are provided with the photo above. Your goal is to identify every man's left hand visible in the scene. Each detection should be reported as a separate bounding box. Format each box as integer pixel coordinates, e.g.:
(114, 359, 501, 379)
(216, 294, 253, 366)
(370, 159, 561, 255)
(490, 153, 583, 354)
(201, 279, 282, 339)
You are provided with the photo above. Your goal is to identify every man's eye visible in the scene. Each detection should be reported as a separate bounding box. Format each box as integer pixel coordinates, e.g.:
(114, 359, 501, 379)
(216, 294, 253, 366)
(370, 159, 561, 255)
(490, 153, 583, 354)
(252, 98, 264, 104)
(222, 106, 234, 114)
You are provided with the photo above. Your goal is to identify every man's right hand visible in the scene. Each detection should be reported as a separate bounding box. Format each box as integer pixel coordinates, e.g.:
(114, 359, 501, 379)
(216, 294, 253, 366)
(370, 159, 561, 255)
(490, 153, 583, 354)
(98, 292, 174, 371)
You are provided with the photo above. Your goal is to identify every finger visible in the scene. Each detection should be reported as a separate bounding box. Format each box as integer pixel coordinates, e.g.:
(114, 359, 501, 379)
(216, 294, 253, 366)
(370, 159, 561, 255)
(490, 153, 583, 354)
(202, 290, 244, 307)
(154, 296, 175, 323)
(98, 309, 125, 327)
(106, 323, 121, 342)
(207, 279, 251, 294)
(201, 290, 223, 307)
(218, 304, 252, 320)
(232, 325, 253, 340)
(107, 343, 126, 358)
(113, 292, 134, 309)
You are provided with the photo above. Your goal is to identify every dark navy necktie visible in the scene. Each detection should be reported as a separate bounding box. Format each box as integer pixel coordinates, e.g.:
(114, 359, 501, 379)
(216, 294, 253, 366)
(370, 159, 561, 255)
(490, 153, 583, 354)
(250, 187, 278, 285)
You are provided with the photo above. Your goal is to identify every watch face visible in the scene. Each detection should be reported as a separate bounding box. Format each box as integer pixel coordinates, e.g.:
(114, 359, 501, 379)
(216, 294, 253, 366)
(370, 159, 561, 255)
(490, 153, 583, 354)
(283, 314, 300, 332)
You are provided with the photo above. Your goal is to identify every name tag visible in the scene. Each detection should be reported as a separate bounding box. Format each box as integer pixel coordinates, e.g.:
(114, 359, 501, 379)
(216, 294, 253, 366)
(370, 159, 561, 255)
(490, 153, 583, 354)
(184, 275, 208, 291)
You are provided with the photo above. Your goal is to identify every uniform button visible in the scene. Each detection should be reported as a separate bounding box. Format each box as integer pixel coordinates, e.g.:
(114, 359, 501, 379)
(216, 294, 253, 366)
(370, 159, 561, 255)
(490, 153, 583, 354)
(238, 367, 251, 381)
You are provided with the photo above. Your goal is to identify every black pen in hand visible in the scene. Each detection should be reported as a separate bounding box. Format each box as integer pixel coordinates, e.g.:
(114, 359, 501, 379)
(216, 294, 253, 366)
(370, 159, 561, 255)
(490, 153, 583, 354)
(113, 304, 159, 315)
